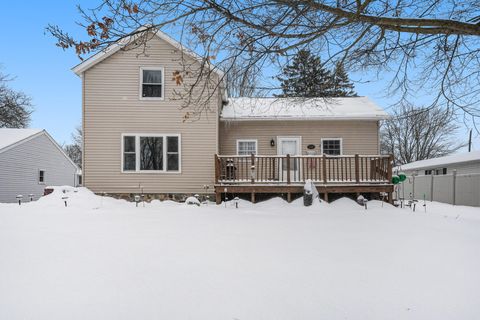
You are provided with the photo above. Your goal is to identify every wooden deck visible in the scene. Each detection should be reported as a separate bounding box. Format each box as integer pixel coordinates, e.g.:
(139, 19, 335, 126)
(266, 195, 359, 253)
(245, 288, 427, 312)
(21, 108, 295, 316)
(214, 154, 394, 203)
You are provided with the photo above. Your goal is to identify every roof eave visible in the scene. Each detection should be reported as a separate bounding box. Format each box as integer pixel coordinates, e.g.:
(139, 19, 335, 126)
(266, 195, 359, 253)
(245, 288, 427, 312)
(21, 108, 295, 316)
(399, 158, 480, 171)
(71, 27, 224, 78)
(220, 115, 389, 121)
(0, 130, 44, 155)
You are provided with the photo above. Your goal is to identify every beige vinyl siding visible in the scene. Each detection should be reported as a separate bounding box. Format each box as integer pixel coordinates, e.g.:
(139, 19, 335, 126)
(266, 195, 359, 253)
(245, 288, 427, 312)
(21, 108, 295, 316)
(219, 120, 380, 155)
(82, 36, 219, 194)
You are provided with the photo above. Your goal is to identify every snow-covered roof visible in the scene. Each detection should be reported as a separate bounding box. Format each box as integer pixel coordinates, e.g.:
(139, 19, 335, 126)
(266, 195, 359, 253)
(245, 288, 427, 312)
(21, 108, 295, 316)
(220, 97, 389, 121)
(0, 128, 79, 169)
(397, 151, 480, 171)
(0, 128, 43, 152)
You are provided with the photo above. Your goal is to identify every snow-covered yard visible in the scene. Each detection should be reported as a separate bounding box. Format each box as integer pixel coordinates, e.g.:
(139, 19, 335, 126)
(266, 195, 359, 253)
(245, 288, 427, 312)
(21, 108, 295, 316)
(1, 187, 479, 320)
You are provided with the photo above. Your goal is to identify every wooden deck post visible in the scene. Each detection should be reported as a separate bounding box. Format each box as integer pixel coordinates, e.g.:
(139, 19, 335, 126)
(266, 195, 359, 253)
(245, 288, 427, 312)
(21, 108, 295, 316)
(387, 154, 393, 183)
(322, 154, 327, 184)
(251, 153, 255, 184)
(286, 154, 291, 184)
(355, 154, 360, 183)
(215, 154, 393, 204)
(214, 154, 220, 184)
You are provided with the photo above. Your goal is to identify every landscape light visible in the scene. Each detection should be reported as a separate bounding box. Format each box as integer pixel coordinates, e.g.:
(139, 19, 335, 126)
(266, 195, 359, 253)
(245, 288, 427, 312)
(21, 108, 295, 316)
(62, 195, 69, 207)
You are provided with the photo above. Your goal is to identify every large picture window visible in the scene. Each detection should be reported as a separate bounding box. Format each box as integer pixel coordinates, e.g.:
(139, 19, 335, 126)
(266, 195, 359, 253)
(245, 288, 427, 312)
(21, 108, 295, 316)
(122, 134, 180, 172)
(321, 138, 342, 155)
(140, 68, 163, 99)
(237, 139, 257, 156)
(140, 137, 163, 170)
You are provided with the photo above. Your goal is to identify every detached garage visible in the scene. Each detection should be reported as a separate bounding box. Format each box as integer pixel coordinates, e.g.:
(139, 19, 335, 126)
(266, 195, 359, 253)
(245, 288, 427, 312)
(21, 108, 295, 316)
(0, 129, 79, 203)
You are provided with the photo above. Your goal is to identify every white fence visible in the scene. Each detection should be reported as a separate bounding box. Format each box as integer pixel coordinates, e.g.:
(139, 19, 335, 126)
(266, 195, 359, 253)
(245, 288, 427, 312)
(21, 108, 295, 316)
(397, 172, 480, 207)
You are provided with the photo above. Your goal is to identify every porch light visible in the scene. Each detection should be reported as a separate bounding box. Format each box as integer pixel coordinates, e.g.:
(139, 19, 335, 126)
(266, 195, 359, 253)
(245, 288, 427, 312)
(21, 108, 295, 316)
(270, 139, 275, 147)
(16, 195, 23, 205)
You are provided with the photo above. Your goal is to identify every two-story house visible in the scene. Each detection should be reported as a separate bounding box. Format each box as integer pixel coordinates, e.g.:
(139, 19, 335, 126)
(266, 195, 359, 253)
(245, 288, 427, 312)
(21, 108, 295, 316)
(73, 28, 393, 203)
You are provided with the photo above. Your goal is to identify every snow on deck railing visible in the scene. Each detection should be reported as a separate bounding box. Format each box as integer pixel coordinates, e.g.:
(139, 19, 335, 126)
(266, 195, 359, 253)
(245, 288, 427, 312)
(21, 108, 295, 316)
(215, 154, 393, 185)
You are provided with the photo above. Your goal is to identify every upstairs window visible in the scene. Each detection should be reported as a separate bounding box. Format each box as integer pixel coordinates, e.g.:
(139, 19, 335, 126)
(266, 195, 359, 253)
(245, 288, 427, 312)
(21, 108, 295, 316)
(140, 68, 163, 99)
(122, 134, 180, 172)
(237, 140, 257, 156)
(321, 139, 342, 155)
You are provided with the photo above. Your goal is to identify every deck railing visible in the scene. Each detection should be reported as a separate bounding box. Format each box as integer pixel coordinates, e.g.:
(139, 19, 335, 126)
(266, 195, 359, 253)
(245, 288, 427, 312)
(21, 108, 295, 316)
(215, 154, 393, 185)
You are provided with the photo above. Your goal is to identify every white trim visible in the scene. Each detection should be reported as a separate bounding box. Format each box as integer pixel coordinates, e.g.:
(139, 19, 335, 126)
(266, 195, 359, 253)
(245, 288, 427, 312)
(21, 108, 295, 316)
(72, 27, 224, 78)
(0, 130, 79, 171)
(321, 138, 343, 155)
(277, 136, 302, 180)
(121, 133, 182, 174)
(276, 136, 302, 155)
(220, 116, 388, 121)
(236, 139, 258, 155)
(139, 67, 165, 100)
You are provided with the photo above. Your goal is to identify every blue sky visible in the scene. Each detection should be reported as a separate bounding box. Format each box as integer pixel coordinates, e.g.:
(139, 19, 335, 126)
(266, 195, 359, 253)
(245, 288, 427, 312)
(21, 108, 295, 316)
(0, 1, 478, 150)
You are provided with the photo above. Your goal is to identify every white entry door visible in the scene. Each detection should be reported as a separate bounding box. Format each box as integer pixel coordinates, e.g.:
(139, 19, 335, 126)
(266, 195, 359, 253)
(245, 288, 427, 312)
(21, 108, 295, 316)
(277, 137, 301, 182)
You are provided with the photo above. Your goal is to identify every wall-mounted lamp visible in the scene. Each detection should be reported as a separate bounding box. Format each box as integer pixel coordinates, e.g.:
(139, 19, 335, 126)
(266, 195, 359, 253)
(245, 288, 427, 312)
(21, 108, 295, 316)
(270, 139, 275, 147)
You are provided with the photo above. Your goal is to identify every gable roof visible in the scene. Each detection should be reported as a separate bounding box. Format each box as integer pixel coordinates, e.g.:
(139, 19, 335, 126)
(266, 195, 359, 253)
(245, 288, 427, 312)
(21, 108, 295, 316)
(0, 128, 79, 169)
(397, 151, 480, 171)
(220, 97, 389, 121)
(72, 26, 224, 77)
(0, 128, 43, 152)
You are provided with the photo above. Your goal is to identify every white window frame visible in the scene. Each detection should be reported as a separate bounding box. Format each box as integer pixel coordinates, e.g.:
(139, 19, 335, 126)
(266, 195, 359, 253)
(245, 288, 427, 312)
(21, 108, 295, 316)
(321, 138, 343, 155)
(121, 133, 181, 173)
(236, 139, 258, 156)
(38, 169, 45, 184)
(139, 67, 165, 100)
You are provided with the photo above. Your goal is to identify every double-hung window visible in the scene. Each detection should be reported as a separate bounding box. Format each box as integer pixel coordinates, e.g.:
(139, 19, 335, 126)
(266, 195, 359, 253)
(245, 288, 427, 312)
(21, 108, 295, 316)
(38, 170, 45, 184)
(140, 67, 163, 99)
(123, 136, 136, 171)
(237, 139, 257, 156)
(321, 138, 342, 155)
(122, 134, 180, 172)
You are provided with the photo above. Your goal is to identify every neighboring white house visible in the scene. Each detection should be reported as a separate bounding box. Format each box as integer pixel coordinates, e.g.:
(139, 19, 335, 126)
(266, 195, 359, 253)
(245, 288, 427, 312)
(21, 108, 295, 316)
(394, 151, 480, 207)
(0, 129, 79, 203)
